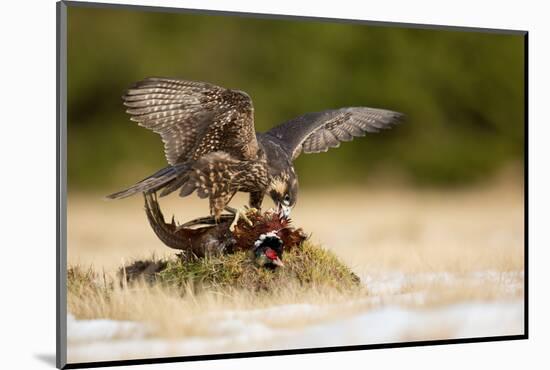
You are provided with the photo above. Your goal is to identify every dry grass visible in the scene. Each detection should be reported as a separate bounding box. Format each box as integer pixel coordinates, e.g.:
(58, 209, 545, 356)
(66, 174, 524, 361)
(67, 261, 523, 342)
(68, 265, 365, 339)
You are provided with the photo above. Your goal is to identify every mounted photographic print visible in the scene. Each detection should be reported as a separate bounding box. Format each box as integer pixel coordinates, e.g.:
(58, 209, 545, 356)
(56, 1, 527, 368)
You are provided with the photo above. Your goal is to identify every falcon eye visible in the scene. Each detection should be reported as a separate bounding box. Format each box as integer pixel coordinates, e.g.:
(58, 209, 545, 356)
(283, 194, 290, 204)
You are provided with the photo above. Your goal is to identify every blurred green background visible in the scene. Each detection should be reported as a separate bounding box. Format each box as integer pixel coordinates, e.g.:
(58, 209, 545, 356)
(67, 6, 525, 191)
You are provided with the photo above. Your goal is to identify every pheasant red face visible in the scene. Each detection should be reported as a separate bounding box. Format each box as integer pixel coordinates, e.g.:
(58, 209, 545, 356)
(264, 247, 284, 267)
(265, 248, 278, 260)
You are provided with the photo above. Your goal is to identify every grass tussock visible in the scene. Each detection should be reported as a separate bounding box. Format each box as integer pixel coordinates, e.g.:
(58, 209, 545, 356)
(152, 241, 360, 292)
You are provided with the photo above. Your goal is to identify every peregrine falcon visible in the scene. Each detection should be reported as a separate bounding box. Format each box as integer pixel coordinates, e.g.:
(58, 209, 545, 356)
(107, 77, 403, 218)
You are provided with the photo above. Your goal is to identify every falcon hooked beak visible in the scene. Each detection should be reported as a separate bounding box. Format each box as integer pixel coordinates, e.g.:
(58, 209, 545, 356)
(277, 201, 292, 218)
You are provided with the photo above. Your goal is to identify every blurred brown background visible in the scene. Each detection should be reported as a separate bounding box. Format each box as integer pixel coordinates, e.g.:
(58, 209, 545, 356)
(67, 6, 525, 191)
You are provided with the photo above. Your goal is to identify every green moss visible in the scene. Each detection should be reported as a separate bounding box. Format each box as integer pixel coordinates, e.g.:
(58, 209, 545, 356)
(123, 241, 360, 293)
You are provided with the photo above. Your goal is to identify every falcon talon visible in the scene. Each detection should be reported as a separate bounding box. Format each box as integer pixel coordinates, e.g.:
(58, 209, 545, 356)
(228, 207, 253, 232)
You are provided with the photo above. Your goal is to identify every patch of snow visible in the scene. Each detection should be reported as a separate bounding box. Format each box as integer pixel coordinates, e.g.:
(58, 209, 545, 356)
(280, 301, 523, 349)
(361, 272, 407, 295)
(67, 314, 149, 344)
(218, 303, 321, 323)
(67, 300, 523, 363)
(360, 270, 523, 295)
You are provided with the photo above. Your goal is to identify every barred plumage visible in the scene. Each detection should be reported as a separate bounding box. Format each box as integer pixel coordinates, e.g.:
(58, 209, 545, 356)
(107, 77, 403, 218)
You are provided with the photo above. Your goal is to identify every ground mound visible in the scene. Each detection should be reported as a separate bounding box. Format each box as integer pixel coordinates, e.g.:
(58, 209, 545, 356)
(115, 241, 360, 292)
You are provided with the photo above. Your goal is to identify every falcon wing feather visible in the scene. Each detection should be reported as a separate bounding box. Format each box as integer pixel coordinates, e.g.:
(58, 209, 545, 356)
(123, 77, 259, 165)
(265, 107, 403, 160)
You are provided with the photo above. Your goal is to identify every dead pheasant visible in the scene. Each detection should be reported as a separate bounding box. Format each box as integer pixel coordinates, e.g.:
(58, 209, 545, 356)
(143, 193, 307, 268)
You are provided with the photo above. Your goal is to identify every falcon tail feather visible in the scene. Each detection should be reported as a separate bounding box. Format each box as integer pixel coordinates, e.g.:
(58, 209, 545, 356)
(105, 163, 189, 200)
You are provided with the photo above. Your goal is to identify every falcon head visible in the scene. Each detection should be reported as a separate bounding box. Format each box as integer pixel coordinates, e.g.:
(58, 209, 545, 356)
(253, 232, 284, 268)
(269, 171, 298, 218)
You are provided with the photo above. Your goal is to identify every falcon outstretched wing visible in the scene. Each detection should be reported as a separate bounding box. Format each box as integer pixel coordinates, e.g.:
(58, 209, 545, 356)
(264, 107, 403, 160)
(123, 77, 259, 165)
